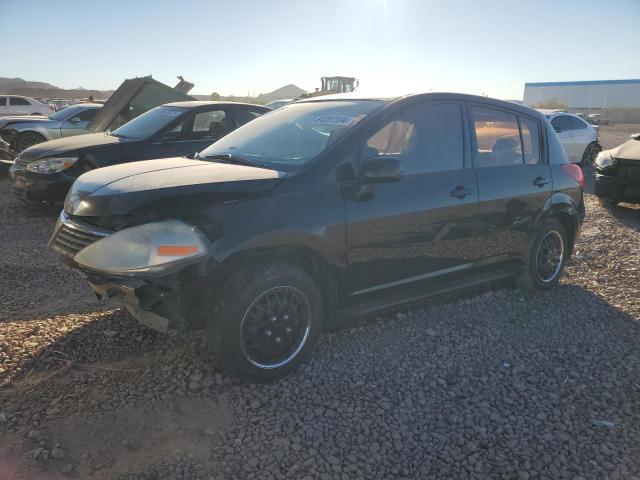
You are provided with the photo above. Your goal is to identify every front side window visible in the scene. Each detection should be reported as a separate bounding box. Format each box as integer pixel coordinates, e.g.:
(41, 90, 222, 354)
(232, 108, 266, 129)
(365, 102, 464, 175)
(190, 110, 227, 140)
(75, 108, 99, 122)
(110, 106, 185, 140)
(10, 97, 30, 106)
(471, 106, 523, 167)
(199, 100, 385, 170)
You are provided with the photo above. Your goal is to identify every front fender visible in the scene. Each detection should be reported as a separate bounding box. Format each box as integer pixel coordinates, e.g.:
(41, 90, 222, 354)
(12, 123, 60, 141)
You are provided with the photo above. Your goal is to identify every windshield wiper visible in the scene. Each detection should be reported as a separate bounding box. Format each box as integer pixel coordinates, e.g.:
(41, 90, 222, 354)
(199, 153, 266, 168)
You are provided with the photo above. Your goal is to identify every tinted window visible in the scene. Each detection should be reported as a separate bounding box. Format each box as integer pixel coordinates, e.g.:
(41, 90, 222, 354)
(75, 108, 99, 121)
(471, 106, 522, 167)
(365, 102, 464, 174)
(190, 110, 227, 140)
(233, 108, 266, 129)
(567, 116, 587, 130)
(520, 117, 541, 165)
(10, 97, 31, 106)
(111, 106, 185, 140)
(0, 97, 6, 106)
(551, 115, 573, 132)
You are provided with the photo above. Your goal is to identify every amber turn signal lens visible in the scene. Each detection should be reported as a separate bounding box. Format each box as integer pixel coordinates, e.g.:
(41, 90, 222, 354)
(157, 245, 200, 256)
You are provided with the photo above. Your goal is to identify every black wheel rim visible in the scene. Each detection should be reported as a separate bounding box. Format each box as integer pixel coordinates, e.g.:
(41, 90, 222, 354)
(239, 286, 311, 369)
(535, 230, 564, 283)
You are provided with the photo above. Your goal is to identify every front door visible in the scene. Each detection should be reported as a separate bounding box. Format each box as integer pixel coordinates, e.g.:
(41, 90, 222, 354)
(344, 101, 478, 298)
(470, 104, 551, 263)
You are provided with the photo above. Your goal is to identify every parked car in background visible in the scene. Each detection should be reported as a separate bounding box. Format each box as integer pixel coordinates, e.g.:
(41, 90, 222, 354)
(48, 93, 585, 381)
(539, 110, 600, 164)
(0, 104, 102, 154)
(594, 133, 640, 206)
(0, 95, 53, 116)
(265, 99, 295, 109)
(10, 101, 269, 204)
(588, 113, 610, 125)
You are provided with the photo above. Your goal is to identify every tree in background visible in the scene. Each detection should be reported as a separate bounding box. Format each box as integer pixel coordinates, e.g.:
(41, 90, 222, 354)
(535, 97, 568, 110)
(210, 92, 220, 101)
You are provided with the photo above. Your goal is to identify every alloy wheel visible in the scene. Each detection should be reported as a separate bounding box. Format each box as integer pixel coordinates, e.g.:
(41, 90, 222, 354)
(239, 286, 312, 369)
(535, 230, 564, 283)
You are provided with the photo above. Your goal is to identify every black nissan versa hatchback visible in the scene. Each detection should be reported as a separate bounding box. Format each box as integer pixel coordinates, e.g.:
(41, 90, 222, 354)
(49, 93, 585, 382)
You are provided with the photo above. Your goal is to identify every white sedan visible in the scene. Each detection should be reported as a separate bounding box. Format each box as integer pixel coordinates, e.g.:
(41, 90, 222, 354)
(538, 110, 600, 164)
(0, 95, 53, 117)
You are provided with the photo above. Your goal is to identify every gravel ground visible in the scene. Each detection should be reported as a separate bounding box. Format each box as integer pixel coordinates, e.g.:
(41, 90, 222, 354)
(0, 125, 639, 479)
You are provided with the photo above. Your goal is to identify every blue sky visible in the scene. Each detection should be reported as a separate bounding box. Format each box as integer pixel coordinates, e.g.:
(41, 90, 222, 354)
(2, 0, 639, 99)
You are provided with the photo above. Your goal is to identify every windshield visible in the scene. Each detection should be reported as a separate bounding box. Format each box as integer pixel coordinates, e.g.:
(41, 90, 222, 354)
(49, 105, 90, 121)
(199, 100, 385, 169)
(110, 106, 185, 140)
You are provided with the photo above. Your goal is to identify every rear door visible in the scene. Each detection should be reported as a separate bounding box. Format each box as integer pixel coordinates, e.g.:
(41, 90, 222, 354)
(551, 115, 580, 162)
(344, 100, 478, 297)
(471, 104, 551, 263)
(8, 97, 32, 116)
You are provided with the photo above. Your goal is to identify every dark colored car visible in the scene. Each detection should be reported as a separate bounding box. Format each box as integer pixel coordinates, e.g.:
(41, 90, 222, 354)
(594, 133, 640, 205)
(9, 101, 269, 204)
(49, 93, 585, 382)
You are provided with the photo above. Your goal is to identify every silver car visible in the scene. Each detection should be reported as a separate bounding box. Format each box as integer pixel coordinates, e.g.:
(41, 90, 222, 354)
(0, 104, 102, 154)
(538, 110, 601, 164)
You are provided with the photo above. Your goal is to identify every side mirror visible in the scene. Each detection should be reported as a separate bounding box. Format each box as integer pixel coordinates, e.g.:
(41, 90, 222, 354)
(161, 130, 181, 142)
(361, 156, 402, 183)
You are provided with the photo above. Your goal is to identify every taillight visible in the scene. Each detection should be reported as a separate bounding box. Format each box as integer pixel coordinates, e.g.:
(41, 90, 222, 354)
(561, 163, 584, 188)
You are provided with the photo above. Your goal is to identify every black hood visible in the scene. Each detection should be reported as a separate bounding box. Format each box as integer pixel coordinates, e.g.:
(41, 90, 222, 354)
(65, 157, 284, 216)
(19, 132, 134, 161)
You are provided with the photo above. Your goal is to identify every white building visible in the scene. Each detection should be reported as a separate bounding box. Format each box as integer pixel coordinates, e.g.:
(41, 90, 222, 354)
(523, 79, 640, 109)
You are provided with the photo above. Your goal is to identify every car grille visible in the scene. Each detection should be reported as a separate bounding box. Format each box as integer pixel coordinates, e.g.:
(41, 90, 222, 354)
(49, 212, 111, 258)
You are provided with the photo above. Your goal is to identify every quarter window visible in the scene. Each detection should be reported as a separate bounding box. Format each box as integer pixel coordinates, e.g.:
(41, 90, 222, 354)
(471, 106, 523, 167)
(520, 117, 541, 165)
(365, 103, 464, 174)
(10, 97, 31, 106)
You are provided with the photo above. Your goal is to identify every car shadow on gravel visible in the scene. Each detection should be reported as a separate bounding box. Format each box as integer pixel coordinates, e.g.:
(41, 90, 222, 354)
(2, 282, 640, 479)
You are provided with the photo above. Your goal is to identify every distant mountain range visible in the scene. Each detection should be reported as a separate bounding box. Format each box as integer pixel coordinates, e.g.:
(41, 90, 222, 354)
(0, 77, 306, 104)
(0, 77, 113, 99)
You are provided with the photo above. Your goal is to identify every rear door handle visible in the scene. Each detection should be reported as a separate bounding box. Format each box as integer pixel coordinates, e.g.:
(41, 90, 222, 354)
(450, 185, 473, 199)
(533, 176, 550, 187)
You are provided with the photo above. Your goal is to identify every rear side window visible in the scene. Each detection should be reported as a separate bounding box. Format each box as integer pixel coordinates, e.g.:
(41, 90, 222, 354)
(9, 97, 31, 106)
(567, 116, 587, 130)
(551, 115, 572, 132)
(471, 106, 522, 167)
(0, 97, 6, 106)
(75, 108, 99, 121)
(520, 117, 541, 165)
(365, 102, 464, 174)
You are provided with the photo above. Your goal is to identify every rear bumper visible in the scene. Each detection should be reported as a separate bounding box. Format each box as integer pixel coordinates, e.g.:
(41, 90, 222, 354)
(595, 173, 640, 203)
(9, 163, 73, 204)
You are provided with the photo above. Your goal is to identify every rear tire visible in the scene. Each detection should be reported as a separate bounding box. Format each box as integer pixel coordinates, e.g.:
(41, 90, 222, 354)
(207, 262, 324, 383)
(516, 219, 568, 292)
(15, 132, 46, 153)
(581, 142, 599, 166)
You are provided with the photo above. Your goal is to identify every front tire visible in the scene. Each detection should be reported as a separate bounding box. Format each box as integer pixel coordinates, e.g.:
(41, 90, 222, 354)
(517, 219, 568, 291)
(207, 262, 324, 382)
(15, 132, 46, 153)
(581, 142, 599, 166)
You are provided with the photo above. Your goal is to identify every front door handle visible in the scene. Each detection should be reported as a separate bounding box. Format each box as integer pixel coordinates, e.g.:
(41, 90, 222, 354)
(450, 185, 473, 199)
(533, 176, 550, 187)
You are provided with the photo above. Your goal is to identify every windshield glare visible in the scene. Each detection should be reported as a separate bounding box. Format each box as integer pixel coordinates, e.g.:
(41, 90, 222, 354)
(111, 106, 185, 140)
(199, 100, 385, 168)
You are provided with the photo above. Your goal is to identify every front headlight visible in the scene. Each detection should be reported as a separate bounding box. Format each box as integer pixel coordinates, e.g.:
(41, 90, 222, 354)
(73, 220, 209, 276)
(26, 156, 79, 174)
(595, 151, 615, 168)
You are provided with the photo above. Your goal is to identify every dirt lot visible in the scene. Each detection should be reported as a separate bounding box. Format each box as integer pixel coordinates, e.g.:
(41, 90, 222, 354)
(0, 125, 639, 479)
